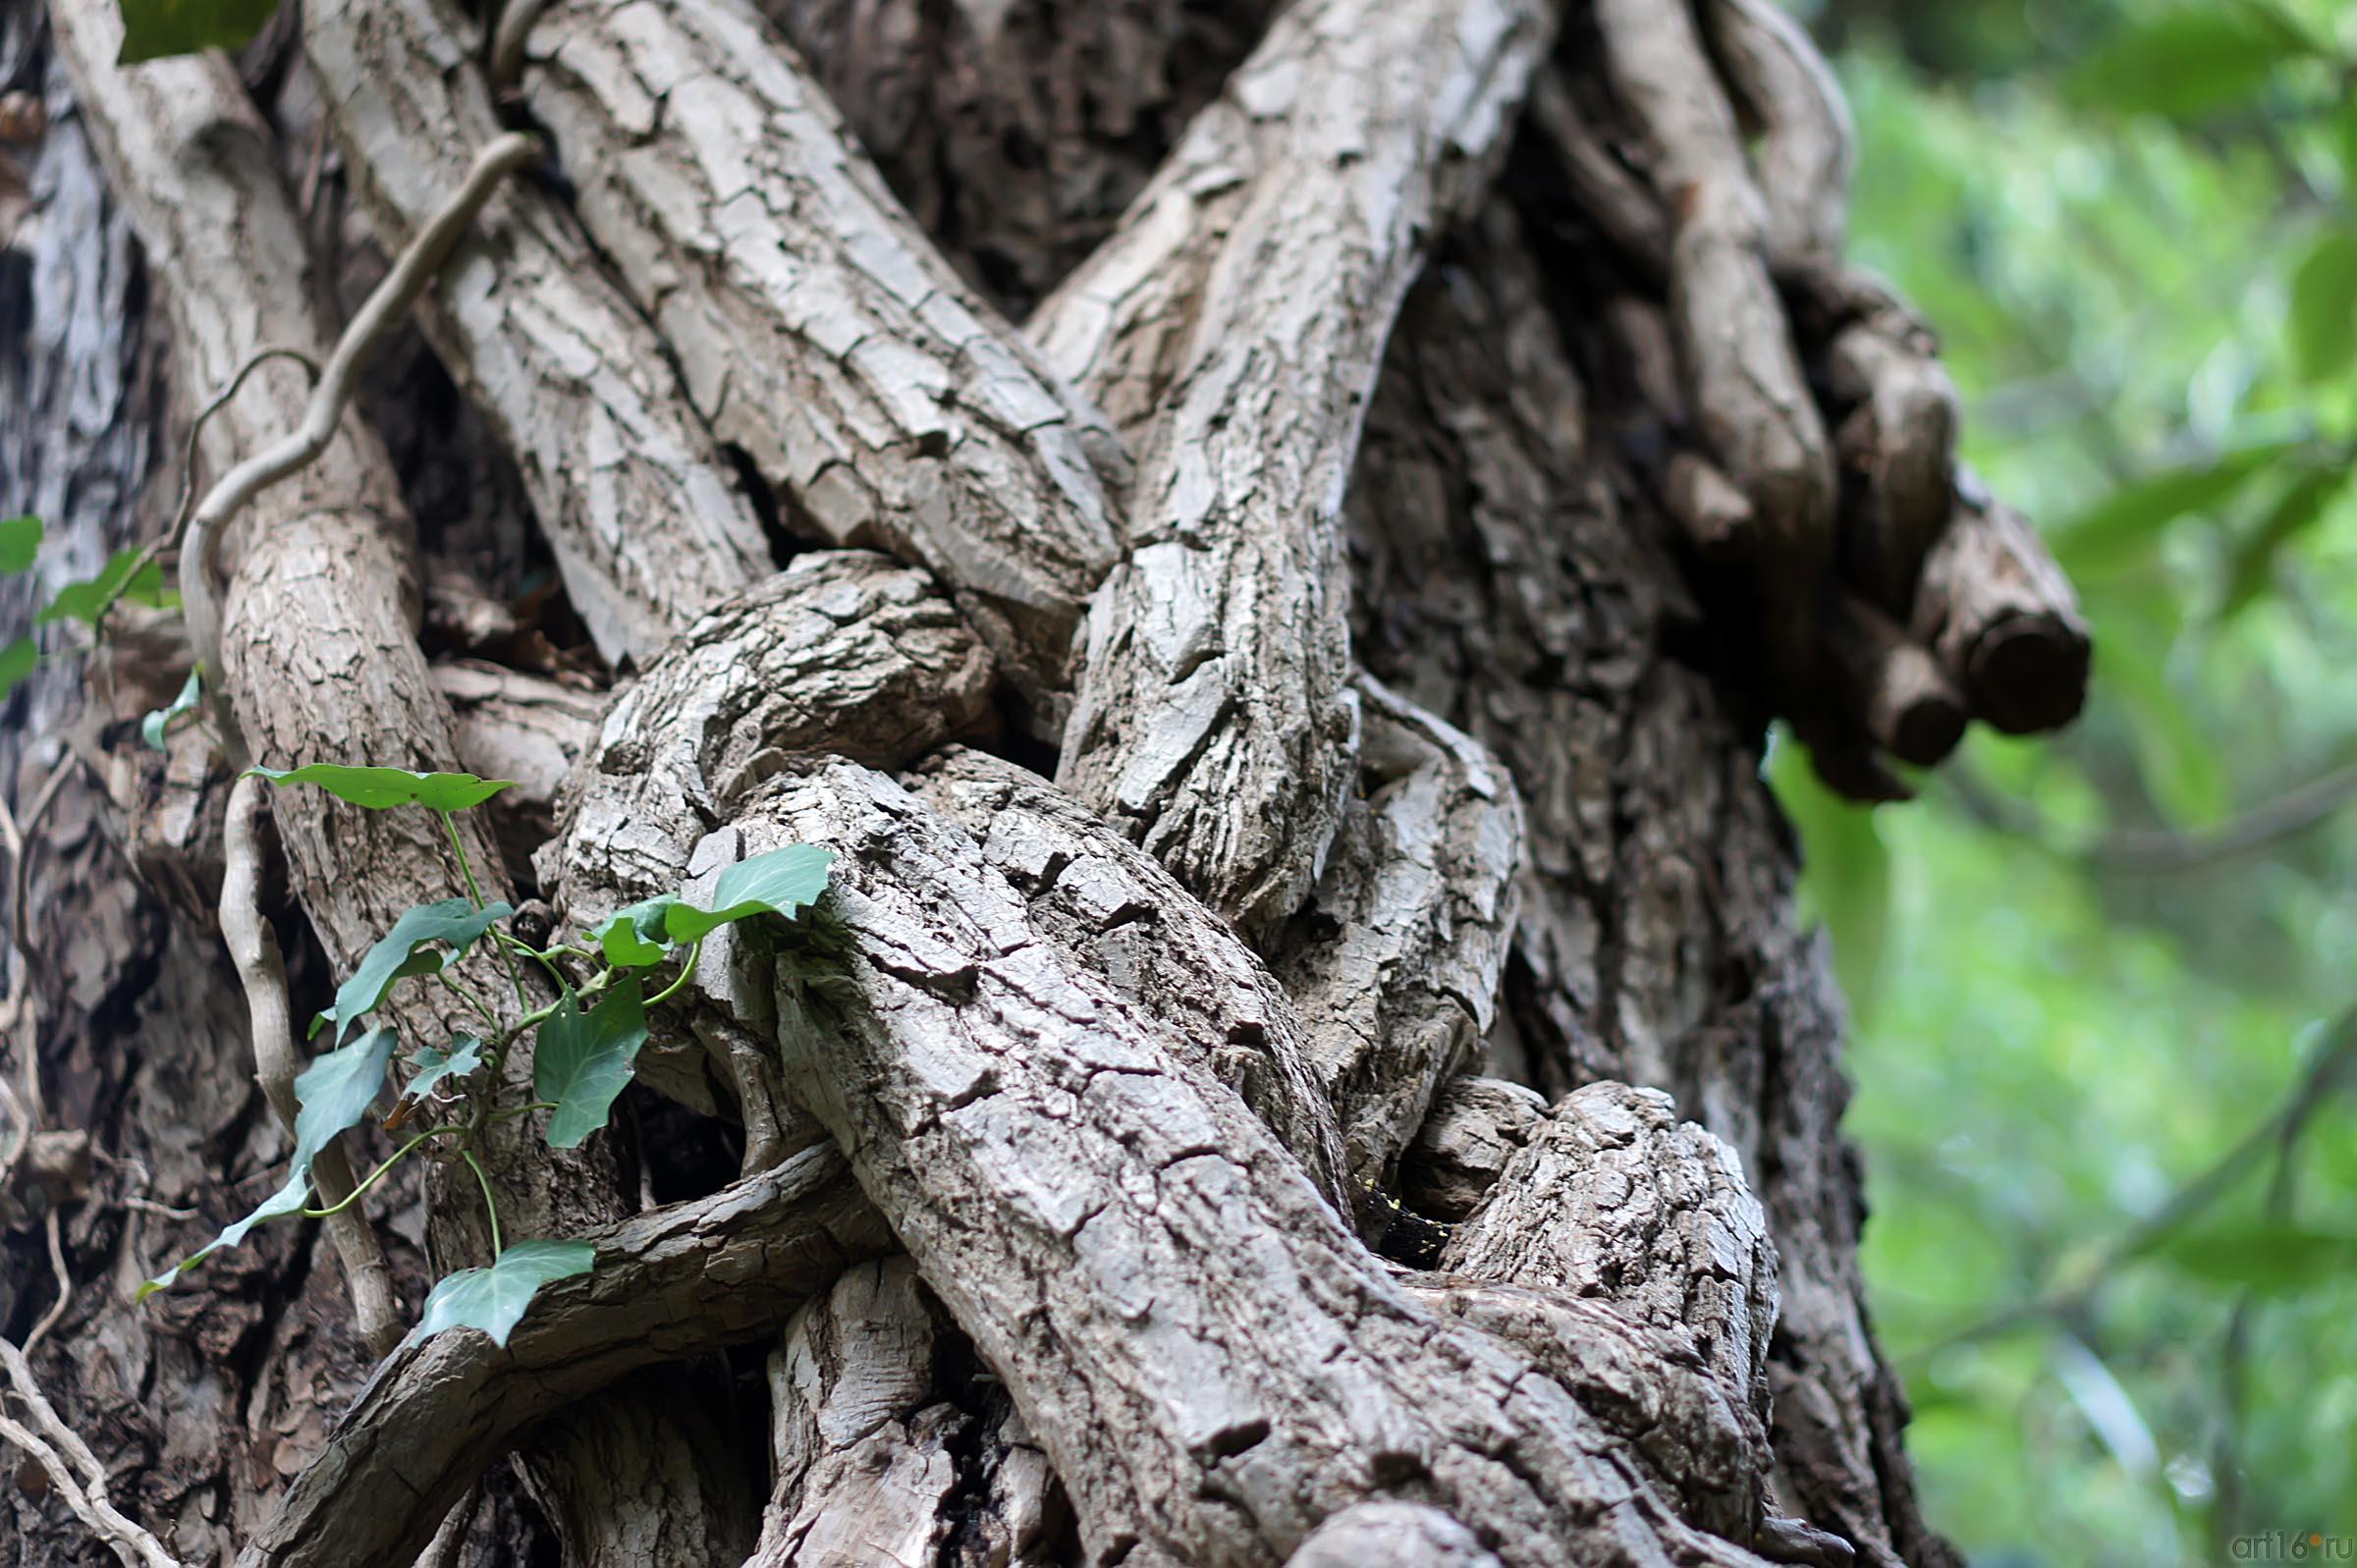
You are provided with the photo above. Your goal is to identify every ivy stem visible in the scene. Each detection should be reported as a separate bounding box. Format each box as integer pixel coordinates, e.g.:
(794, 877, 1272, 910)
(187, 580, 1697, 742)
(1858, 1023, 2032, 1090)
(645, 942, 704, 1008)
(488, 1101, 560, 1124)
(437, 969, 499, 1028)
(441, 808, 527, 1011)
(301, 1125, 460, 1218)
(439, 809, 486, 909)
(461, 1148, 503, 1256)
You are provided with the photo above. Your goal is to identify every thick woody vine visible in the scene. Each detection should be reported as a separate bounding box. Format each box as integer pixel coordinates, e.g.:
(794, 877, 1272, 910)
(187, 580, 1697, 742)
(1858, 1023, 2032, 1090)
(1, 0, 2096, 1565)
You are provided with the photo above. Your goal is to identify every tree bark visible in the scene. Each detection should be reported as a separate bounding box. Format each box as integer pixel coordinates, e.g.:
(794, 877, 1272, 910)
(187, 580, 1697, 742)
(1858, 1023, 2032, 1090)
(1, 0, 2085, 1564)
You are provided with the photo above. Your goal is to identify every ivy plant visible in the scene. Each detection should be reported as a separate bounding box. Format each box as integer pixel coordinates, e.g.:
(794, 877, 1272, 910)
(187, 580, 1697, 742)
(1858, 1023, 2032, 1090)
(0, 515, 184, 711)
(137, 762, 835, 1349)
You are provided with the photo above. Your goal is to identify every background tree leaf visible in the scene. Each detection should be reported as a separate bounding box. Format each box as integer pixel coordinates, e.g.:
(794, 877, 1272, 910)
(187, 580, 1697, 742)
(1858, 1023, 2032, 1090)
(2147, 1221, 2357, 1295)
(314, 897, 514, 1042)
(1771, 736, 1892, 1019)
(0, 638, 34, 703)
(139, 1027, 396, 1296)
(2288, 227, 2357, 386)
(35, 547, 169, 626)
(2217, 463, 2352, 619)
(587, 896, 679, 968)
(247, 763, 517, 811)
(2065, 8, 2315, 120)
(664, 844, 835, 943)
(410, 1238, 595, 1347)
(115, 0, 281, 63)
(2054, 441, 2305, 576)
(534, 980, 648, 1150)
(0, 515, 40, 572)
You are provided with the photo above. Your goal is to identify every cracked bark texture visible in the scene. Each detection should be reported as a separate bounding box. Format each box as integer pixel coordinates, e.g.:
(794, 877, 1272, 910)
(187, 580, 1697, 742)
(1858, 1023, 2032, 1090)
(303, 0, 775, 667)
(518, 0, 1124, 715)
(1346, 198, 1953, 1568)
(1, 0, 2079, 1564)
(1036, 0, 1562, 936)
(707, 760, 1775, 1568)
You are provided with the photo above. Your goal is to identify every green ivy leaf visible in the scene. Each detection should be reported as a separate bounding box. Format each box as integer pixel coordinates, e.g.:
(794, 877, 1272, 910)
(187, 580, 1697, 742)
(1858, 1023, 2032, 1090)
(36, 548, 170, 627)
(314, 898, 515, 1043)
(0, 638, 35, 704)
(2217, 464, 2352, 619)
(588, 896, 679, 968)
(141, 666, 204, 751)
(534, 981, 648, 1150)
(664, 844, 835, 944)
(406, 1036, 485, 1102)
(247, 764, 517, 812)
(411, 1238, 595, 1347)
(2288, 227, 2357, 386)
(2066, 7, 2316, 120)
(115, 0, 281, 63)
(139, 1027, 396, 1297)
(0, 516, 41, 573)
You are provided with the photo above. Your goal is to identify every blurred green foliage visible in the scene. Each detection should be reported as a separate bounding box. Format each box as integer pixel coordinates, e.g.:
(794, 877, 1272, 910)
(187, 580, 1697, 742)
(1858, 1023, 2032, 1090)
(1778, 2, 2357, 1561)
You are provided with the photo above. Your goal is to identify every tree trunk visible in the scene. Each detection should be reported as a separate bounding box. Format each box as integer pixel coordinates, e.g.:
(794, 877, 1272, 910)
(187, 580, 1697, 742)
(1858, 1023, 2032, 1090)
(0, 0, 2089, 1564)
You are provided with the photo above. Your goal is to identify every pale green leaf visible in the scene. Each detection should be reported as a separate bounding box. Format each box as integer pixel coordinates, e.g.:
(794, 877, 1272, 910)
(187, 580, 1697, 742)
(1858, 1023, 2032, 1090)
(247, 764, 516, 812)
(0, 639, 35, 704)
(36, 548, 168, 626)
(140, 1027, 396, 1297)
(314, 898, 514, 1043)
(0, 516, 41, 573)
(534, 981, 648, 1150)
(405, 1036, 485, 1102)
(588, 896, 679, 968)
(411, 1239, 595, 1347)
(141, 667, 203, 751)
(664, 844, 835, 943)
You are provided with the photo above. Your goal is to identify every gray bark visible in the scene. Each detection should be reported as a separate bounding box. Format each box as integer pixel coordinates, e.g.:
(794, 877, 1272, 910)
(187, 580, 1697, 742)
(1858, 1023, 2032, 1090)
(0, 0, 2088, 1565)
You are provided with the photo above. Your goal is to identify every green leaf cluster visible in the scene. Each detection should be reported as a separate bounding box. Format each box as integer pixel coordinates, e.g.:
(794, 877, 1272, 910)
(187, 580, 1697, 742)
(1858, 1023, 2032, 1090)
(142, 762, 834, 1348)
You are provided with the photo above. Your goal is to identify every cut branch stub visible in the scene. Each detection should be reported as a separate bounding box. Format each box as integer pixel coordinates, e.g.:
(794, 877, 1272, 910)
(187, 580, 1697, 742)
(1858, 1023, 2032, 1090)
(1590, 0, 1835, 683)
(1911, 471, 2092, 735)
(1700, 0, 1855, 266)
(1036, 0, 1564, 936)
(517, 0, 1124, 714)
(740, 757, 1774, 1568)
